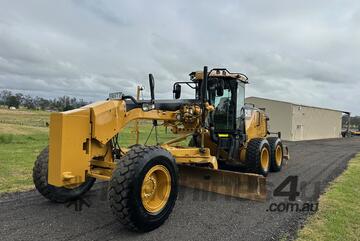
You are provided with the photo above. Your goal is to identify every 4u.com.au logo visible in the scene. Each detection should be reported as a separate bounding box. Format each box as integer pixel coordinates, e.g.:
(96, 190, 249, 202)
(267, 176, 319, 213)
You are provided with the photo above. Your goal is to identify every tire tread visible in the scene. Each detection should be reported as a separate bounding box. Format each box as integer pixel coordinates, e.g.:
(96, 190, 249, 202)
(109, 145, 177, 232)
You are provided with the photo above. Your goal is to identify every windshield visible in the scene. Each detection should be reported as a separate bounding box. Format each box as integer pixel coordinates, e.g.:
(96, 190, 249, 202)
(213, 89, 235, 130)
(207, 79, 245, 131)
(236, 82, 245, 127)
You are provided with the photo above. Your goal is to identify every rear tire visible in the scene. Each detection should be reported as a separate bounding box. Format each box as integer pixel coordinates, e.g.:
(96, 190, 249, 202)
(108, 145, 178, 232)
(32, 147, 96, 203)
(267, 137, 283, 172)
(245, 138, 270, 176)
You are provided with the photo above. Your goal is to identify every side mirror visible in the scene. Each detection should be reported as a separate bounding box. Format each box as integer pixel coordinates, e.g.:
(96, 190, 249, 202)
(149, 74, 155, 102)
(173, 84, 181, 99)
(216, 79, 224, 96)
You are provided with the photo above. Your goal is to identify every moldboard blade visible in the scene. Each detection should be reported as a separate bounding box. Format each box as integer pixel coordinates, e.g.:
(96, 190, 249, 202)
(178, 165, 267, 201)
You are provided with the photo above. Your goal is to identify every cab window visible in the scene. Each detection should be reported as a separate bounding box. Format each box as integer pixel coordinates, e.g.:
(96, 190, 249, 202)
(212, 88, 236, 131)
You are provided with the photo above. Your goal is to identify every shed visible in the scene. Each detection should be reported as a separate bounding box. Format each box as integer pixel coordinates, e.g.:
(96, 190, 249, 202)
(245, 97, 344, 141)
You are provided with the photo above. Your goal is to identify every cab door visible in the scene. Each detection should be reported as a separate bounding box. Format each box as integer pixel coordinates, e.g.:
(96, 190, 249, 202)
(212, 88, 236, 132)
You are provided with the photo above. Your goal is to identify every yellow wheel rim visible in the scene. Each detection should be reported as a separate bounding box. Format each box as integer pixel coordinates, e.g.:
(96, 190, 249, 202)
(275, 145, 283, 167)
(141, 165, 171, 214)
(260, 147, 269, 172)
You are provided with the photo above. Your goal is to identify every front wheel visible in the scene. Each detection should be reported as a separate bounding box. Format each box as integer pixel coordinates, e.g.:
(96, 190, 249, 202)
(32, 147, 95, 203)
(108, 145, 178, 232)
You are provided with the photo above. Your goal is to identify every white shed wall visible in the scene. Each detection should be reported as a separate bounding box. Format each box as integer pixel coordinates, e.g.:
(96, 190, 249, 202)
(245, 97, 343, 141)
(245, 97, 293, 140)
(291, 105, 342, 141)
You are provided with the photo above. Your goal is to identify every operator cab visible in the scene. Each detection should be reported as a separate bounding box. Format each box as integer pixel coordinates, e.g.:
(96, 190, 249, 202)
(187, 69, 248, 134)
(172, 68, 250, 160)
(205, 69, 247, 134)
(172, 68, 248, 133)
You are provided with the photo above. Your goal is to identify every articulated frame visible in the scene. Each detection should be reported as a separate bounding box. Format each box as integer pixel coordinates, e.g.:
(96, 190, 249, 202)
(48, 99, 217, 187)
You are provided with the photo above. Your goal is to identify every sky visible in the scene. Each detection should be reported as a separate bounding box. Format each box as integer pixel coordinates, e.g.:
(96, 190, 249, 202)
(0, 0, 359, 114)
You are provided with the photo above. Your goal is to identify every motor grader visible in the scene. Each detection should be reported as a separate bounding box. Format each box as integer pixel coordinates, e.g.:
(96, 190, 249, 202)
(32, 66, 288, 232)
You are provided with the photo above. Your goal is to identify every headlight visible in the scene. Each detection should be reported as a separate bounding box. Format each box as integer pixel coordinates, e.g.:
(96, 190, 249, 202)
(142, 104, 149, 111)
(142, 103, 155, 112)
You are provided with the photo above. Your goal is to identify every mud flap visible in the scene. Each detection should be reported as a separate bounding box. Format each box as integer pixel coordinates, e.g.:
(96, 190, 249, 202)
(178, 165, 267, 201)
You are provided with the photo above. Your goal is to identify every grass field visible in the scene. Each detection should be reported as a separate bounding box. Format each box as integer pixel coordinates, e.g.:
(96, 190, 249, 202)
(297, 154, 360, 241)
(0, 107, 184, 193)
(0, 107, 49, 127)
(0, 107, 50, 192)
(0, 125, 48, 192)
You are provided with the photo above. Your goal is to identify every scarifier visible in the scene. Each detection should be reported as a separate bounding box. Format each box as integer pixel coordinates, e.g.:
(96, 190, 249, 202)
(32, 66, 289, 232)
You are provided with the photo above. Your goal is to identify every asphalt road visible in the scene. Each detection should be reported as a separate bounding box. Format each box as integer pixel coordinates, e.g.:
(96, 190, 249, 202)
(1, 137, 360, 241)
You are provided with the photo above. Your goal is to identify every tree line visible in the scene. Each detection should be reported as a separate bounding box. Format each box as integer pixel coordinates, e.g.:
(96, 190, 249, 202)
(1, 89, 359, 128)
(342, 115, 360, 129)
(0, 90, 90, 111)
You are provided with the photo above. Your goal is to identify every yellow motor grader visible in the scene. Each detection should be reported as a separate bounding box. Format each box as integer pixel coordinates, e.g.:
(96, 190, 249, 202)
(33, 66, 288, 232)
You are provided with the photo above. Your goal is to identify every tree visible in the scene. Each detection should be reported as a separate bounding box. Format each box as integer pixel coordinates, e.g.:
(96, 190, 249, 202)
(0, 89, 89, 110)
(34, 97, 50, 110)
(0, 90, 12, 105)
(23, 95, 36, 109)
(6, 95, 20, 108)
(15, 93, 24, 104)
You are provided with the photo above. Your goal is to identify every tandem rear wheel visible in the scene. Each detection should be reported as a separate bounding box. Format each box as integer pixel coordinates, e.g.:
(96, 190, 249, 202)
(245, 137, 284, 176)
(267, 137, 284, 172)
(246, 138, 271, 176)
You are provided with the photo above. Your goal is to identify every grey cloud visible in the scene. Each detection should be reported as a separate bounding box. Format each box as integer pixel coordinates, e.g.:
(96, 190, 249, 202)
(74, 1, 126, 25)
(0, 0, 359, 114)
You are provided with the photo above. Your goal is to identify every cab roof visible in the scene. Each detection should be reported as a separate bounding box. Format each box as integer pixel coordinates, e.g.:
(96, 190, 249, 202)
(189, 68, 248, 83)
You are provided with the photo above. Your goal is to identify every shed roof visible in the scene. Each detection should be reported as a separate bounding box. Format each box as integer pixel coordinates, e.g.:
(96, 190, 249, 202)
(245, 96, 347, 113)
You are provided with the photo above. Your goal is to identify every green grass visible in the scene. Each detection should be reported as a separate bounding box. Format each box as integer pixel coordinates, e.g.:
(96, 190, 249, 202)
(0, 108, 189, 193)
(0, 131, 48, 193)
(117, 122, 188, 146)
(0, 107, 49, 127)
(297, 154, 360, 241)
(0, 108, 50, 192)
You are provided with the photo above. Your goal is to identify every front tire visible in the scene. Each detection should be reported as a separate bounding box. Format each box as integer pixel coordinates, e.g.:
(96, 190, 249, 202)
(32, 147, 96, 203)
(108, 145, 178, 232)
